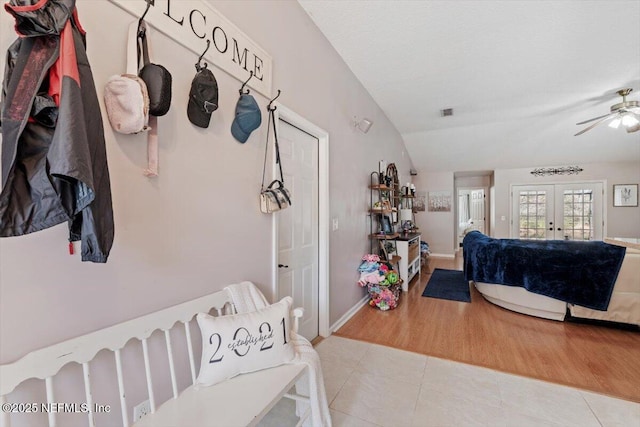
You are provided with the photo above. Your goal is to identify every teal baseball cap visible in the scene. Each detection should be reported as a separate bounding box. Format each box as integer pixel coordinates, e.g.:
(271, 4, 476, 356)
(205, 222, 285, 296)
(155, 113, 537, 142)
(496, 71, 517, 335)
(231, 94, 262, 143)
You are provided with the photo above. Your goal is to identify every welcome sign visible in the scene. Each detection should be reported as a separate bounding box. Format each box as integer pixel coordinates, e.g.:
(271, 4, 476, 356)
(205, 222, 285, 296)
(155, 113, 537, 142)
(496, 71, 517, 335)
(108, 0, 273, 97)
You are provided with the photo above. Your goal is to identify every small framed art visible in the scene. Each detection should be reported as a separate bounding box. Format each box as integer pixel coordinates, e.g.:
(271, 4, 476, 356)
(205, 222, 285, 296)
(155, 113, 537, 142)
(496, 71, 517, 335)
(381, 215, 393, 234)
(613, 184, 638, 207)
(428, 191, 452, 212)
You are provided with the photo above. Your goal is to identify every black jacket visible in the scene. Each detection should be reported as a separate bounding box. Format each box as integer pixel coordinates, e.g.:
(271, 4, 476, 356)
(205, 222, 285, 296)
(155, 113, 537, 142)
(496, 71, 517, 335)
(0, 0, 114, 262)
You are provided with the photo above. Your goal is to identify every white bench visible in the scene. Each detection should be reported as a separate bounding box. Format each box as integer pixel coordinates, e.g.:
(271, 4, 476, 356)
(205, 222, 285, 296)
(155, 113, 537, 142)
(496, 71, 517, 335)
(0, 289, 309, 427)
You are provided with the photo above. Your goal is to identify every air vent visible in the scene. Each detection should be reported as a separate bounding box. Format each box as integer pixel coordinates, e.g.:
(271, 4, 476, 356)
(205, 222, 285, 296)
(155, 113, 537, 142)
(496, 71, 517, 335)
(441, 108, 454, 117)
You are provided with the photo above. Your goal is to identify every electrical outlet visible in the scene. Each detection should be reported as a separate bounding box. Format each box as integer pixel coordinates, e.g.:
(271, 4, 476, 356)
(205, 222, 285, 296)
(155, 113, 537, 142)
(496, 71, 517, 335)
(133, 400, 151, 422)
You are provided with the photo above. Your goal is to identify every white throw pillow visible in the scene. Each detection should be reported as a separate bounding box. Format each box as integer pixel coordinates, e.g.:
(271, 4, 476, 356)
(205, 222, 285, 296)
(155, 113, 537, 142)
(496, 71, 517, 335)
(195, 296, 296, 387)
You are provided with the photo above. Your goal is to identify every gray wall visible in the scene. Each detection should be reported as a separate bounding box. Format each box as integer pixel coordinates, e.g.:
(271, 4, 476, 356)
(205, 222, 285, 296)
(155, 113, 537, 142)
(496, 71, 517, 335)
(0, 0, 412, 364)
(412, 171, 454, 256)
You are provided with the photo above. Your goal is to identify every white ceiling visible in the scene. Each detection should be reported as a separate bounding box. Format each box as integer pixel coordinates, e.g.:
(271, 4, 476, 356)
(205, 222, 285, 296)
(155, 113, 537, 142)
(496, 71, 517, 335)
(298, 0, 640, 173)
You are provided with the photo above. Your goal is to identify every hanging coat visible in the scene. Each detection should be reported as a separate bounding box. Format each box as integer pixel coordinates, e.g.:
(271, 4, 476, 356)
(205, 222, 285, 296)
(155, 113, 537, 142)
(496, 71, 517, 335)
(0, 0, 114, 263)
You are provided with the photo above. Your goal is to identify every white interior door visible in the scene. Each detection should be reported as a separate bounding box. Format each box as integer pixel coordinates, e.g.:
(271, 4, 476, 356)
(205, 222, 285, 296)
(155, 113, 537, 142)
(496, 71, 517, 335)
(512, 183, 603, 240)
(457, 188, 486, 246)
(277, 119, 319, 341)
(470, 189, 486, 233)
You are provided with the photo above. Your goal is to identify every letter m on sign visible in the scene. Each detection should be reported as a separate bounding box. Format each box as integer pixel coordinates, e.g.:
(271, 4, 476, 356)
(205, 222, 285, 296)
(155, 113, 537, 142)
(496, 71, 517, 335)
(233, 39, 248, 71)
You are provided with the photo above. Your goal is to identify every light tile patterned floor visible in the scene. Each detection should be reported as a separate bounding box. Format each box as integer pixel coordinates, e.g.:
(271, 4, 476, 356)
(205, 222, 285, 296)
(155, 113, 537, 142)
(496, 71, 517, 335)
(260, 335, 640, 427)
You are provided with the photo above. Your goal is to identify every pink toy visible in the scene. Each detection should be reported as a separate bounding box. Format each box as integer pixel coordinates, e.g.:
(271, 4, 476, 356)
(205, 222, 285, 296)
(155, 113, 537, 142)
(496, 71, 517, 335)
(357, 254, 401, 310)
(361, 254, 381, 263)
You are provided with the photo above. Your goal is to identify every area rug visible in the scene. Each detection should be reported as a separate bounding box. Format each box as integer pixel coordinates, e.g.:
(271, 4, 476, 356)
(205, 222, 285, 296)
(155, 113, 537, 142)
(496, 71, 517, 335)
(422, 268, 471, 302)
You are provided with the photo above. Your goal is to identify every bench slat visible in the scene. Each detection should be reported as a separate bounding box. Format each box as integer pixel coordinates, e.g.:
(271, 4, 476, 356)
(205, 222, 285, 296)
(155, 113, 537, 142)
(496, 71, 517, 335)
(164, 330, 178, 399)
(141, 339, 155, 414)
(183, 321, 197, 385)
(82, 362, 95, 427)
(45, 377, 56, 427)
(114, 349, 129, 427)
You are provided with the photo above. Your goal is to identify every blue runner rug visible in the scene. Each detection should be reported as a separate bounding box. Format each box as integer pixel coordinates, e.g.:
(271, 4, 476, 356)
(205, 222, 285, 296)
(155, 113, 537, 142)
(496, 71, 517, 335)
(422, 268, 471, 302)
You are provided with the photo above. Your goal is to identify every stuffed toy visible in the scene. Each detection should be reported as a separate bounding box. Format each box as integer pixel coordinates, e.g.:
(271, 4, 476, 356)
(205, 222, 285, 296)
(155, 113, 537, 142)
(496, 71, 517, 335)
(358, 253, 401, 310)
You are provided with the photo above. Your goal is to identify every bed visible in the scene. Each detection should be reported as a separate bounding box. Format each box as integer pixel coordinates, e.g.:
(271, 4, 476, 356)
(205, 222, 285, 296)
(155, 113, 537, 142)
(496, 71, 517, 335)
(463, 231, 640, 326)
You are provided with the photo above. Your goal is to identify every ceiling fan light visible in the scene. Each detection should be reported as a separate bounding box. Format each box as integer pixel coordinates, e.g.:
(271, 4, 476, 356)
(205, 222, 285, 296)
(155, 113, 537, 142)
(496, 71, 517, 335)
(608, 117, 622, 129)
(626, 122, 640, 133)
(621, 114, 640, 127)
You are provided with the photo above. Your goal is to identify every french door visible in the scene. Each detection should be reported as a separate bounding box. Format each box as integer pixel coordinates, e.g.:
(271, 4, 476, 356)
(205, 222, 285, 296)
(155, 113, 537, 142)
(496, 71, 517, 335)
(512, 182, 604, 240)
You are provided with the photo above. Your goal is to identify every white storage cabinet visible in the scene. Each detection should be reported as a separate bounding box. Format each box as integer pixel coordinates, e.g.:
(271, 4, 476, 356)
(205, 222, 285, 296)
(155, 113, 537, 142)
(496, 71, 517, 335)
(396, 233, 421, 291)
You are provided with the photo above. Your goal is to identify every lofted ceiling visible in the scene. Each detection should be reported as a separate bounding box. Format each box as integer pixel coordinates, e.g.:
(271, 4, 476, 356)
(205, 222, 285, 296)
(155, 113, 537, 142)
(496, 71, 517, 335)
(297, 0, 640, 173)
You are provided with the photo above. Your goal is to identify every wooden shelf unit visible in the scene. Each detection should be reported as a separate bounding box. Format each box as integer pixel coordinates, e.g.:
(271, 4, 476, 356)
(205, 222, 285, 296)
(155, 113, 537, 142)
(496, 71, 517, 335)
(369, 171, 399, 259)
(369, 233, 400, 240)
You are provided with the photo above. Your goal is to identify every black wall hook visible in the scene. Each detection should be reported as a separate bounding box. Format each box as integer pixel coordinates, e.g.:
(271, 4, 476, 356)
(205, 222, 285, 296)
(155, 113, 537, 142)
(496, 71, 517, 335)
(196, 40, 210, 71)
(239, 71, 254, 95)
(268, 90, 282, 111)
(138, 0, 154, 36)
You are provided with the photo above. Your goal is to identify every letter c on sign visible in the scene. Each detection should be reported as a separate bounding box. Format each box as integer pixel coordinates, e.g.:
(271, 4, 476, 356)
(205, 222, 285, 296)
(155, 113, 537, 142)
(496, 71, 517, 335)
(189, 9, 206, 39)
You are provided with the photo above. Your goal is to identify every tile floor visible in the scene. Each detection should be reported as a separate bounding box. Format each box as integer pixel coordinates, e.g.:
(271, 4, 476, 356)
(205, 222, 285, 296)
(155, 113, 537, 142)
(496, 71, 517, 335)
(260, 335, 640, 427)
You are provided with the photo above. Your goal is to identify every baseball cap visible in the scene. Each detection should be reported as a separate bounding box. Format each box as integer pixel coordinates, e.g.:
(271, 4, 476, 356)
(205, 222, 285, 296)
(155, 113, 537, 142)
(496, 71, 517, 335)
(231, 94, 262, 143)
(187, 68, 218, 128)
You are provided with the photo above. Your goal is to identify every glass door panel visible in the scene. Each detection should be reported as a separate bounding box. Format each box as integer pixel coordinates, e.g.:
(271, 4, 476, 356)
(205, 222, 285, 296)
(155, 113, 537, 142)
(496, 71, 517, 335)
(513, 185, 554, 240)
(555, 183, 603, 241)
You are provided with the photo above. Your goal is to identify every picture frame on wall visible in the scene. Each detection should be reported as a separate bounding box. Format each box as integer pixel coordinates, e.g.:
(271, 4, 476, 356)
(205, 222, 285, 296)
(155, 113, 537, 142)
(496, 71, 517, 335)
(427, 191, 452, 212)
(414, 191, 426, 212)
(613, 184, 638, 207)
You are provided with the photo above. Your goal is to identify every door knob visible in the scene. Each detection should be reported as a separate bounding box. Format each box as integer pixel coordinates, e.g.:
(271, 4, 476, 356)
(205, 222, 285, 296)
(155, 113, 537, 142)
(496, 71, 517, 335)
(278, 264, 289, 268)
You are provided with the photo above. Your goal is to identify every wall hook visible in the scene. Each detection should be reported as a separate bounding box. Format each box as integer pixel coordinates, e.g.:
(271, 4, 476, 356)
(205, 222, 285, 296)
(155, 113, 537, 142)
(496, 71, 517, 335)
(268, 90, 282, 111)
(138, 0, 154, 37)
(195, 39, 210, 71)
(239, 71, 254, 95)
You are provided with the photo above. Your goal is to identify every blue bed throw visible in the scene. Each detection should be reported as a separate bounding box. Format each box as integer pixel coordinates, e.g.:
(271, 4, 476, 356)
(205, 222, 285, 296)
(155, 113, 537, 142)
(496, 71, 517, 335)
(463, 231, 626, 311)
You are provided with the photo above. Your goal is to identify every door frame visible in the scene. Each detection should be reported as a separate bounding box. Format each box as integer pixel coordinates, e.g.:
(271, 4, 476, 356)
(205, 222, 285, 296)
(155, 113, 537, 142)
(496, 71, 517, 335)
(269, 103, 330, 338)
(456, 186, 489, 248)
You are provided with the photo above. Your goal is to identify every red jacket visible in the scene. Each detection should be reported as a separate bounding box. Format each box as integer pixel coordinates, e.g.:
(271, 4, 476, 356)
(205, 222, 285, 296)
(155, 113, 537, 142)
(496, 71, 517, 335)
(0, 0, 114, 262)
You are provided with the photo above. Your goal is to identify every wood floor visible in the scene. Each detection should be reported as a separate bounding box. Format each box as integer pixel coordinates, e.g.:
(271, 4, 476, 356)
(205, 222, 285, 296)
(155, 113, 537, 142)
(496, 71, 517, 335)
(335, 255, 640, 403)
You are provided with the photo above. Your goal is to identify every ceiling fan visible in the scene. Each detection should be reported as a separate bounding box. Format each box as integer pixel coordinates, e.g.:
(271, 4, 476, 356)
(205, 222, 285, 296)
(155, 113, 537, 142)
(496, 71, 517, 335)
(575, 88, 640, 136)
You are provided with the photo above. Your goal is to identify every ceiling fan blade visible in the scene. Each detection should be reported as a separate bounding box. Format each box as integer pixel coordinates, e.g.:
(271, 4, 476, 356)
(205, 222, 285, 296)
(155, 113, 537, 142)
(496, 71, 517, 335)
(575, 112, 615, 125)
(574, 113, 619, 136)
